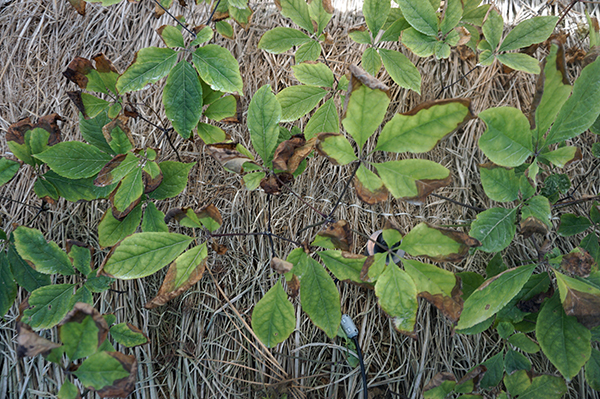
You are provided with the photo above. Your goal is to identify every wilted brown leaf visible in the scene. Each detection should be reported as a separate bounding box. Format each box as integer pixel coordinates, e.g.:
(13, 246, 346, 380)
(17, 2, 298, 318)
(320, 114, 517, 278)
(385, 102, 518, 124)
(584, 46, 600, 67)
(317, 220, 352, 251)
(457, 45, 476, 61)
(206, 143, 252, 174)
(517, 285, 554, 313)
(221, 95, 242, 123)
(142, 169, 163, 194)
(260, 172, 293, 195)
(562, 288, 600, 329)
(520, 216, 549, 239)
(561, 248, 596, 278)
(321, 0, 334, 13)
(68, 0, 86, 15)
(93, 53, 119, 74)
(456, 365, 487, 389)
(455, 26, 471, 46)
(7, 114, 63, 146)
(287, 274, 300, 298)
(67, 91, 87, 116)
(419, 275, 464, 323)
(271, 257, 294, 274)
(63, 57, 95, 89)
(164, 207, 191, 224)
(145, 256, 207, 309)
(423, 372, 456, 392)
(95, 352, 137, 398)
(95, 154, 128, 187)
(59, 302, 109, 348)
(273, 136, 316, 173)
(7, 118, 34, 145)
(213, 10, 230, 21)
(406, 175, 453, 205)
(16, 321, 61, 358)
(198, 203, 222, 226)
(211, 241, 227, 255)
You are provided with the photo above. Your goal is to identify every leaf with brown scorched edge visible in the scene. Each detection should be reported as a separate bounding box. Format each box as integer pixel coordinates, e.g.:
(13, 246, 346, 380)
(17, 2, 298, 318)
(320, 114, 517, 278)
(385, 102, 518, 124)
(315, 132, 357, 166)
(145, 244, 208, 309)
(375, 262, 418, 338)
(94, 153, 139, 187)
(342, 65, 390, 150)
(423, 372, 456, 399)
(318, 250, 373, 288)
(93, 53, 120, 94)
(109, 323, 148, 348)
(400, 223, 480, 262)
(359, 253, 387, 283)
(164, 204, 222, 232)
(374, 159, 452, 204)
(110, 193, 141, 221)
(230, 5, 254, 29)
(68, 0, 86, 15)
(375, 99, 474, 154)
(102, 116, 134, 155)
(58, 302, 109, 360)
(555, 271, 600, 329)
(353, 164, 388, 205)
(561, 248, 596, 278)
(109, 166, 143, 214)
(271, 257, 294, 274)
(7, 114, 63, 147)
(403, 258, 463, 323)
(273, 135, 316, 173)
(99, 232, 193, 280)
(520, 217, 549, 239)
(314, 220, 352, 251)
(16, 321, 61, 358)
(206, 143, 253, 174)
(260, 172, 294, 195)
(540, 146, 582, 168)
(63, 57, 108, 93)
(142, 168, 163, 194)
(74, 351, 137, 398)
(457, 264, 537, 330)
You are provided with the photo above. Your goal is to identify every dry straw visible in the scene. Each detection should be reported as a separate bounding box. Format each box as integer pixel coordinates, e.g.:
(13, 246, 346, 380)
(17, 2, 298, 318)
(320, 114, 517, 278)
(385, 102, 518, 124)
(1, 0, 599, 398)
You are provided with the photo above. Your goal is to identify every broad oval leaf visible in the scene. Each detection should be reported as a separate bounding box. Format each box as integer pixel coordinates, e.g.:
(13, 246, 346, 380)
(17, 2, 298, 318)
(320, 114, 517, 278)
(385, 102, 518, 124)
(291, 62, 334, 88)
(401, 28, 437, 57)
(376, 98, 471, 153)
(479, 163, 519, 202)
(251, 281, 296, 348)
(258, 27, 311, 53)
(116, 47, 177, 94)
(400, 223, 480, 262)
(157, 25, 185, 48)
(478, 107, 533, 167)
(148, 161, 195, 200)
(379, 49, 421, 94)
(469, 207, 517, 253)
(141, 202, 169, 233)
(318, 250, 367, 285)
(555, 271, 600, 329)
(248, 84, 281, 167)
(354, 164, 388, 204)
(499, 16, 558, 52)
(295, 39, 321, 63)
(396, 0, 438, 37)
(276, 85, 327, 123)
(361, 47, 381, 76)
(482, 8, 503, 50)
(73, 351, 136, 396)
(363, 0, 390, 36)
(496, 53, 540, 74)
(457, 264, 536, 329)
(0, 157, 20, 186)
(315, 132, 357, 166)
(375, 262, 418, 337)
(34, 142, 112, 179)
(0, 253, 17, 318)
(23, 284, 76, 330)
(279, 0, 314, 32)
(162, 60, 203, 139)
(101, 232, 193, 279)
(536, 293, 591, 381)
(7, 243, 51, 293)
(13, 226, 75, 275)
(305, 98, 339, 139)
(98, 203, 142, 248)
(192, 45, 243, 94)
(110, 323, 149, 347)
(374, 159, 451, 204)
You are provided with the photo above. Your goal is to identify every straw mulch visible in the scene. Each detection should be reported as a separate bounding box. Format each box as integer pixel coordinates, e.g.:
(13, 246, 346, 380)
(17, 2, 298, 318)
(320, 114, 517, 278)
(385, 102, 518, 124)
(1, 0, 599, 398)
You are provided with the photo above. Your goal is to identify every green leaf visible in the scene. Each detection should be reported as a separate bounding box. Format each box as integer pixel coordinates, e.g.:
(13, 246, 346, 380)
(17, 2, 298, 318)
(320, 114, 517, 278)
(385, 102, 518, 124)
(148, 161, 194, 200)
(197, 123, 228, 144)
(34, 142, 113, 179)
(318, 250, 366, 284)
(440, 0, 462, 35)
(258, 27, 311, 53)
(60, 315, 103, 360)
(7, 243, 50, 292)
(545, 57, 600, 145)
(504, 349, 531, 374)
(276, 85, 327, 122)
(162, 60, 203, 139)
(457, 264, 536, 329)
(376, 99, 471, 153)
(43, 171, 116, 202)
(292, 62, 335, 87)
(0, 157, 20, 186)
(192, 45, 243, 94)
(304, 98, 339, 140)
(396, 0, 438, 37)
(69, 245, 92, 275)
(363, 0, 391, 36)
(112, 167, 143, 212)
(215, 21, 234, 39)
(537, 293, 591, 380)
(375, 262, 418, 335)
(349, 28, 372, 44)
(585, 348, 600, 391)
(243, 172, 265, 190)
(379, 17, 410, 42)
(379, 49, 421, 93)
(316, 133, 357, 165)
(540, 146, 581, 168)
(190, 26, 213, 46)
(13, 226, 75, 275)
(98, 203, 142, 248)
(469, 207, 518, 253)
(0, 252, 17, 317)
(251, 281, 296, 347)
(499, 16, 558, 52)
(280, 0, 314, 32)
(308, 0, 333, 35)
(204, 95, 237, 121)
(57, 380, 80, 399)
(248, 85, 281, 167)
(508, 333, 540, 353)
(400, 223, 474, 262)
(73, 351, 131, 391)
(34, 178, 59, 201)
(297, 255, 341, 338)
(505, 370, 567, 398)
(354, 164, 388, 204)
(480, 352, 504, 389)
(374, 159, 450, 201)
(79, 93, 110, 119)
(342, 76, 390, 150)
(116, 47, 177, 93)
(479, 164, 519, 202)
(102, 232, 193, 279)
(401, 28, 437, 57)
(295, 39, 321, 63)
(110, 323, 148, 347)
(478, 107, 533, 167)
(362, 47, 382, 76)
(482, 9, 503, 50)
(496, 53, 540, 74)
(141, 202, 168, 233)
(558, 213, 591, 237)
(23, 284, 75, 330)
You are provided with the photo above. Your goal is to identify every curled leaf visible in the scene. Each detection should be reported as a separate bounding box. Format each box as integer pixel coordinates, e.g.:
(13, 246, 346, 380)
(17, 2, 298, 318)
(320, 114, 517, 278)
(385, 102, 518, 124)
(273, 136, 316, 173)
(206, 143, 253, 174)
(16, 321, 61, 358)
(520, 216, 549, 238)
(316, 220, 352, 251)
(260, 172, 293, 195)
(7, 114, 62, 146)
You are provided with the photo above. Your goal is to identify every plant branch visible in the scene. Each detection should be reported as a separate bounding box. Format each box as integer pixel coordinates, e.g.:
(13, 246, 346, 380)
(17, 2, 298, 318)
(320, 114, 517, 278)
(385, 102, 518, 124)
(206, 0, 222, 25)
(430, 193, 485, 212)
(210, 231, 302, 247)
(436, 64, 479, 99)
(267, 194, 276, 258)
(152, 0, 197, 38)
(327, 161, 361, 219)
(274, 173, 328, 219)
(552, 195, 600, 209)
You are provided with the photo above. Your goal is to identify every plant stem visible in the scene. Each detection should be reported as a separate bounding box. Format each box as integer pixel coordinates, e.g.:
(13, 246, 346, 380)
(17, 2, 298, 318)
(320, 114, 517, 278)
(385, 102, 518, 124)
(436, 64, 479, 99)
(430, 193, 485, 212)
(210, 231, 302, 247)
(328, 161, 361, 219)
(552, 195, 600, 209)
(206, 0, 222, 25)
(267, 194, 276, 258)
(152, 0, 197, 38)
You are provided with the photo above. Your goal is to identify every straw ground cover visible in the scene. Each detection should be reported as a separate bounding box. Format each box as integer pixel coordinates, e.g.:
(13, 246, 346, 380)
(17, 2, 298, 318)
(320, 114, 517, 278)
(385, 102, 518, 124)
(1, 0, 600, 398)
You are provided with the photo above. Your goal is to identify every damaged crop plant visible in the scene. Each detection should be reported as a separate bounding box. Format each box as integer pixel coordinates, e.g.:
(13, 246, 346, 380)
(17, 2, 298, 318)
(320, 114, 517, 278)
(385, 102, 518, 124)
(1, 0, 600, 397)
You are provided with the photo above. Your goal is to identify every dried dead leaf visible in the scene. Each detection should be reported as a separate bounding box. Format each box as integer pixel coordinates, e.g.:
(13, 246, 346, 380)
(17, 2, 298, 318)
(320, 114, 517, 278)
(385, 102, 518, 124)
(16, 321, 61, 358)
(317, 220, 352, 251)
(206, 143, 252, 174)
(145, 257, 208, 309)
(520, 216, 548, 239)
(561, 248, 596, 278)
(271, 257, 294, 274)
